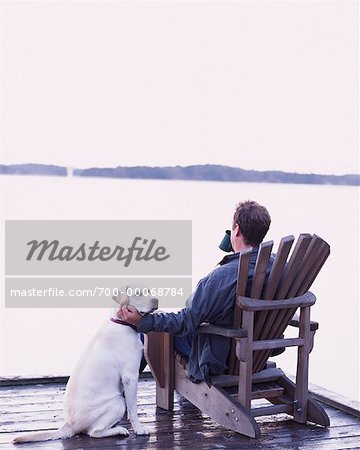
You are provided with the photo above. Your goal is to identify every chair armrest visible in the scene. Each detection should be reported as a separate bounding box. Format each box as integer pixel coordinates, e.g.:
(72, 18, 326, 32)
(289, 314, 319, 331)
(198, 323, 247, 338)
(237, 291, 316, 311)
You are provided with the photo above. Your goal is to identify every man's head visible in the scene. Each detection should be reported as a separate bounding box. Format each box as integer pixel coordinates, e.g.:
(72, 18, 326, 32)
(231, 200, 271, 250)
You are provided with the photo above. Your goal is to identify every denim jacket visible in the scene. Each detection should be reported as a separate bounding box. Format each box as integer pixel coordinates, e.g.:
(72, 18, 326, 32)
(138, 248, 272, 382)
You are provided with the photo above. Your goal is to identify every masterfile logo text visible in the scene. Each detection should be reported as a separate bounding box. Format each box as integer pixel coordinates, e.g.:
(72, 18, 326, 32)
(5, 220, 191, 276)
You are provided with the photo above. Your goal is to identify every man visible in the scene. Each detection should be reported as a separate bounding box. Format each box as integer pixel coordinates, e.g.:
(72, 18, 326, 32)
(119, 200, 272, 382)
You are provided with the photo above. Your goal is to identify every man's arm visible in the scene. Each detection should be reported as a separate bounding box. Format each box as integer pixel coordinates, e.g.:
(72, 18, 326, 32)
(118, 275, 218, 336)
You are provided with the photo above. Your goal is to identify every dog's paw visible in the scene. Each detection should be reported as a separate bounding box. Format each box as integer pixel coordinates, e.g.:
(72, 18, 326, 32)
(121, 427, 130, 437)
(134, 425, 150, 435)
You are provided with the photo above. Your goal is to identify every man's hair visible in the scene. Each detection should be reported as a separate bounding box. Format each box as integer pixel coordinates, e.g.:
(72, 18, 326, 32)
(232, 200, 271, 247)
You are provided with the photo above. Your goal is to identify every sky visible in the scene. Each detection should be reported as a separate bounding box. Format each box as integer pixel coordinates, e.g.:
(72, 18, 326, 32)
(1, 0, 358, 175)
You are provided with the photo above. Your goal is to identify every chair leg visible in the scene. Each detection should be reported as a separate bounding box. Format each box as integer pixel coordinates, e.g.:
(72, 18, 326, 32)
(294, 306, 310, 423)
(174, 358, 261, 438)
(144, 332, 174, 410)
(237, 310, 254, 409)
(277, 374, 330, 427)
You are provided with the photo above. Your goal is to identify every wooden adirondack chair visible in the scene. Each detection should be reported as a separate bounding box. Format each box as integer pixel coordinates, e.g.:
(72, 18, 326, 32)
(144, 234, 331, 438)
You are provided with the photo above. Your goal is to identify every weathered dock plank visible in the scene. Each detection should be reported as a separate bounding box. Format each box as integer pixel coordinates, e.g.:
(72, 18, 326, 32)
(1, 377, 359, 449)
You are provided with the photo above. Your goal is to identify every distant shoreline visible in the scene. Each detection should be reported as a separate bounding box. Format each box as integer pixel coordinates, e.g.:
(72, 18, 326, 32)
(0, 163, 359, 186)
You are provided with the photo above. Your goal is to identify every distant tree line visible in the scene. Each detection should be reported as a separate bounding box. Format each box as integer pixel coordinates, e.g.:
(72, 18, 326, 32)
(0, 163, 358, 186)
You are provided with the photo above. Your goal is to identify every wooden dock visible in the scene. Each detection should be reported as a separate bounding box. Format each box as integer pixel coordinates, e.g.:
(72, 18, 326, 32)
(1, 374, 360, 449)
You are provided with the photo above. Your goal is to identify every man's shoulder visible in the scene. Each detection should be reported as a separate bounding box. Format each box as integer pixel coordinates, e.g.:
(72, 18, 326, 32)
(197, 248, 274, 295)
(207, 257, 239, 283)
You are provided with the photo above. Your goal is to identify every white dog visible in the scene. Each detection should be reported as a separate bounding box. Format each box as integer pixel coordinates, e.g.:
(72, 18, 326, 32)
(13, 287, 158, 443)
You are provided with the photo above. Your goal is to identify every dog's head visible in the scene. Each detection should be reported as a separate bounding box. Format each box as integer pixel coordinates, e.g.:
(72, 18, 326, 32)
(112, 285, 159, 315)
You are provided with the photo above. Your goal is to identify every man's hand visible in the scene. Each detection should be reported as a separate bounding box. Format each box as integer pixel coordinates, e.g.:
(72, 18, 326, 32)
(117, 305, 142, 327)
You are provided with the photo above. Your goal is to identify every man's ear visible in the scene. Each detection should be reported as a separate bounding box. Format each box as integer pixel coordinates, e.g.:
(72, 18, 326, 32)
(112, 287, 129, 308)
(234, 223, 241, 237)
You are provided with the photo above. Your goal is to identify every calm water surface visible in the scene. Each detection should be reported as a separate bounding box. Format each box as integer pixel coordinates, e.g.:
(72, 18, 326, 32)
(0, 175, 358, 400)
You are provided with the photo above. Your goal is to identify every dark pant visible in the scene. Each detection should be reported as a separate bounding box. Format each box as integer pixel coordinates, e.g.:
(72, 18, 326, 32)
(174, 335, 192, 357)
(139, 333, 284, 373)
(139, 333, 192, 373)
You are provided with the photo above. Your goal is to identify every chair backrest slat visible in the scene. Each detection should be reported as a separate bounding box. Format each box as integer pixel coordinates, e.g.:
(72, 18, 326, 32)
(236, 249, 252, 297)
(287, 235, 324, 298)
(229, 249, 252, 374)
(300, 240, 330, 294)
(275, 234, 312, 299)
(250, 241, 273, 299)
(262, 235, 294, 300)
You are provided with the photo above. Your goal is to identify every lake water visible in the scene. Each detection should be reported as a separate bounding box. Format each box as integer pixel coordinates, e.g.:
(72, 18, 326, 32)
(0, 175, 358, 401)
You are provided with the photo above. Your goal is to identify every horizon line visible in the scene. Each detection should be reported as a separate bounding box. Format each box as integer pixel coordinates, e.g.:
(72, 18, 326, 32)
(0, 162, 358, 178)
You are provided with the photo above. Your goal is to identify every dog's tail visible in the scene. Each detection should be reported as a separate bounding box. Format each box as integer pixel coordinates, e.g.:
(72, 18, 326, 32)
(12, 422, 76, 443)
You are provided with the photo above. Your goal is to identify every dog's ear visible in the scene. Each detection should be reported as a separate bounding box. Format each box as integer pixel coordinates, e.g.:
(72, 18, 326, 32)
(112, 287, 129, 307)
